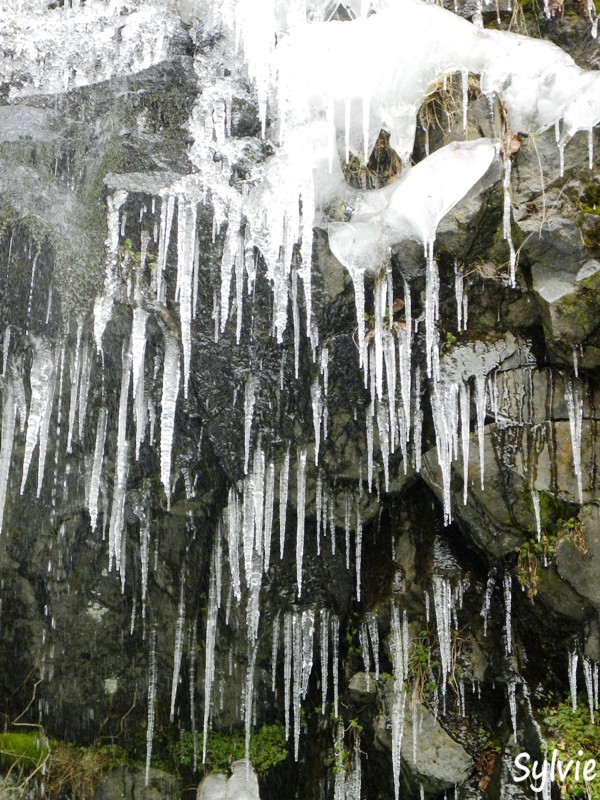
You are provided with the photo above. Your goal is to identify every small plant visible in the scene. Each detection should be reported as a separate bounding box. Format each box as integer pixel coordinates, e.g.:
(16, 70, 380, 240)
(0, 731, 126, 799)
(172, 724, 287, 778)
(407, 629, 440, 701)
(44, 743, 127, 799)
(333, 718, 363, 777)
(515, 493, 587, 600)
(516, 532, 555, 600)
(543, 699, 600, 800)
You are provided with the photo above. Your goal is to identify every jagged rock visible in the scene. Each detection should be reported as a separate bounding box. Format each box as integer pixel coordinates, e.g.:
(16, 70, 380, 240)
(556, 504, 600, 612)
(376, 701, 473, 794)
(533, 259, 600, 367)
(94, 768, 179, 800)
(348, 671, 378, 698)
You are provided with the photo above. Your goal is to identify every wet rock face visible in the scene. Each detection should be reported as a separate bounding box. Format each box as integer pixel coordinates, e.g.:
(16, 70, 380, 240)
(0, 2, 599, 800)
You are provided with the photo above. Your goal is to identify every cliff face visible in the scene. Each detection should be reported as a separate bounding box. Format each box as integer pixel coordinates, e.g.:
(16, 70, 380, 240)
(0, 2, 599, 799)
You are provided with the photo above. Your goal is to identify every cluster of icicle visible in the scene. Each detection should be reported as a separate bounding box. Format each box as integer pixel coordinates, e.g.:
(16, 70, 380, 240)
(1, 0, 600, 793)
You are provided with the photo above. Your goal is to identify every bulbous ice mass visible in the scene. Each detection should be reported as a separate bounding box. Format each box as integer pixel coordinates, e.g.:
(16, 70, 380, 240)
(328, 139, 498, 273)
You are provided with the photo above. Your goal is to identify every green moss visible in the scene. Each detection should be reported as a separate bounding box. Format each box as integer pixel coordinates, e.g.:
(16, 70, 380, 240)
(536, 491, 578, 530)
(0, 731, 48, 771)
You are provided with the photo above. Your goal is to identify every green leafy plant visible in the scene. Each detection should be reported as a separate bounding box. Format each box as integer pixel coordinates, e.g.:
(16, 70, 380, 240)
(172, 724, 287, 778)
(544, 699, 600, 800)
(515, 492, 587, 600)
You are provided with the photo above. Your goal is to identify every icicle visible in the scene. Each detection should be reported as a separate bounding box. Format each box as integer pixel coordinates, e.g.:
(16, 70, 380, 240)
(244, 642, 258, 765)
(292, 613, 302, 760)
(455, 264, 464, 332)
(160, 331, 180, 505)
(108, 342, 131, 573)
(176, 198, 197, 399)
(296, 448, 307, 598)
(355, 504, 363, 602)
(77, 339, 91, 442)
(155, 194, 175, 302)
(504, 572, 512, 656)
(242, 473, 256, 583)
(202, 551, 219, 763)
(170, 573, 186, 721)
(252, 442, 266, 563)
(320, 608, 329, 712)
(425, 240, 440, 381)
(359, 621, 371, 689)
(430, 380, 459, 525)
(94, 190, 128, 351)
(291, 266, 301, 379)
(433, 576, 453, 701)
(263, 461, 275, 572)
(279, 445, 290, 559)
(460, 381, 470, 505)
(243, 375, 257, 475)
(332, 614, 340, 719)
(508, 679, 518, 743)
(349, 266, 367, 371)
(569, 650, 579, 711)
(284, 612, 292, 740)
(377, 399, 391, 491)
(227, 487, 241, 601)
(344, 491, 351, 570)
(66, 320, 82, 455)
(502, 148, 516, 286)
(189, 624, 198, 772)
(132, 302, 149, 460)
(565, 379, 584, 504)
(374, 277, 386, 400)
(411, 688, 418, 764)
(316, 472, 323, 556)
(480, 571, 495, 637)
(145, 624, 158, 786)
(139, 514, 150, 612)
(390, 604, 407, 800)
(532, 489, 542, 541)
(272, 610, 280, 694)
(475, 374, 486, 491)
(559, 141, 565, 178)
(366, 400, 374, 492)
(2, 326, 10, 378)
(367, 613, 379, 679)
(20, 339, 55, 496)
(413, 365, 423, 473)
(320, 347, 329, 398)
(583, 657, 595, 723)
(311, 378, 323, 465)
(0, 362, 19, 535)
(88, 407, 108, 532)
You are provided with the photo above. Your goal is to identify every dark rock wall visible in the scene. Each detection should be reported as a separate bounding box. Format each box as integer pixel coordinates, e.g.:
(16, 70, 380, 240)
(0, 3, 599, 800)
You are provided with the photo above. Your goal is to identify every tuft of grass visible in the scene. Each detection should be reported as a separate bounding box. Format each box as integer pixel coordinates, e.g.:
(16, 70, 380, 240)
(0, 732, 126, 799)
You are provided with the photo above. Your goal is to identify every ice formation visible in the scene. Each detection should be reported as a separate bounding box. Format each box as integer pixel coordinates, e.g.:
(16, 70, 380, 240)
(1, 0, 600, 792)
